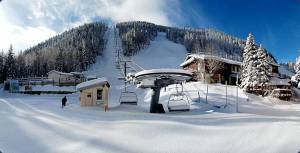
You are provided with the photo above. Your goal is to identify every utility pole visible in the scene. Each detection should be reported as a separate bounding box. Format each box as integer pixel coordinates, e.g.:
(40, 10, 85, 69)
(124, 61, 127, 92)
(225, 81, 228, 107)
(236, 74, 239, 113)
(206, 83, 208, 104)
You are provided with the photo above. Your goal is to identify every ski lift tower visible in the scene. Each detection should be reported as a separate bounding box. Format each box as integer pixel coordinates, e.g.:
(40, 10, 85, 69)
(133, 69, 192, 113)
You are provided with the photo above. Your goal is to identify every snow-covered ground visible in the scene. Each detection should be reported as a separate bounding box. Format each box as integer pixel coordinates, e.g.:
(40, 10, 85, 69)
(1, 29, 300, 153)
(1, 82, 300, 153)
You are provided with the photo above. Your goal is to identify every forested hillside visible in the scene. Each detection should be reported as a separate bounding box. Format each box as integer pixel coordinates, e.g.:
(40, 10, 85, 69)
(116, 21, 276, 63)
(0, 21, 278, 83)
(0, 22, 107, 82)
(116, 21, 159, 56)
(166, 27, 245, 61)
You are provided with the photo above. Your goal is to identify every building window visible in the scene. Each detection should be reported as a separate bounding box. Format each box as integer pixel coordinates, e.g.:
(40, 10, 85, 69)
(97, 89, 103, 100)
(87, 93, 92, 98)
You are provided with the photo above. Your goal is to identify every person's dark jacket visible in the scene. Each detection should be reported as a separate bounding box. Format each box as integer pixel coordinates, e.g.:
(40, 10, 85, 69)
(62, 96, 67, 107)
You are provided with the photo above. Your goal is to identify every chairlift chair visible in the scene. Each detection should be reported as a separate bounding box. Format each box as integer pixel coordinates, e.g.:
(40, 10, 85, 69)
(119, 91, 138, 105)
(167, 84, 190, 112)
(119, 60, 138, 105)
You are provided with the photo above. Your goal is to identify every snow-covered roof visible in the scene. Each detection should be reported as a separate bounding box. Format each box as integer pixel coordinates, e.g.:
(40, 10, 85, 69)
(47, 70, 74, 76)
(87, 75, 97, 79)
(180, 54, 242, 67)
(135, 69, 192, 77)
(279, 66, 295, 77)
(70, 72, 84, 75)
(268, 62, 280, 67)
(76, 77, 108, 91)
(134, 69, 192, 82)
(180, 57, 196, 67)
(267, 77, 290, 86)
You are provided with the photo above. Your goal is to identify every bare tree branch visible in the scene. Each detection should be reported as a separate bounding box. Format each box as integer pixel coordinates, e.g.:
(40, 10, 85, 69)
(206, 59, 224, 74)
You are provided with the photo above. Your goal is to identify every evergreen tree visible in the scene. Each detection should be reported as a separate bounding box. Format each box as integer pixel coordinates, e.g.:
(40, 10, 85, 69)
(5, 44, 16, 79)
(294, 56, 300, 82)
(241, 33, 258, 90)
(241, 34, 270, 92)
(55, 48, 65, 71)
(256, 45, 270, 84)
(0, 50, 5, 82)
(16, 51, 26, 78)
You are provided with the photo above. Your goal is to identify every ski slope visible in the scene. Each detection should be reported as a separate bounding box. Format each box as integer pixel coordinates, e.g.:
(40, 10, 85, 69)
(83, 29, 187, 106)
(83, 28, 125, 105)
(132, 32, 186, 69)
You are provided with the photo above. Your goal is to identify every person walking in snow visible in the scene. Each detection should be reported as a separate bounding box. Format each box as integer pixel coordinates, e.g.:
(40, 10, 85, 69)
(102, 82, 110, 112)
(62, 96, 67, 108)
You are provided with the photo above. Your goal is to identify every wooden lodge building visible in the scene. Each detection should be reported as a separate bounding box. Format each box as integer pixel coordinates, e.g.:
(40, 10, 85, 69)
(180, 54, 280, 85)
(180, 54, 242, 85)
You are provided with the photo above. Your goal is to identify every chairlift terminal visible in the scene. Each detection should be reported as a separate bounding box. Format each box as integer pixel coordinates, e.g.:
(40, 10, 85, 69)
(133, 69, 193, 113)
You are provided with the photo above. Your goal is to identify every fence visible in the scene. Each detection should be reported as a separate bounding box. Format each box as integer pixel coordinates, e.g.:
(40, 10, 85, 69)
(15, 77, 81, 86)
(173, 81, 241, 112)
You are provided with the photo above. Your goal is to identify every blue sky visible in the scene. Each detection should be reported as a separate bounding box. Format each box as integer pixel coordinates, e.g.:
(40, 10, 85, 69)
(178, 0, 300, 62)
(0, 0, 299, 62)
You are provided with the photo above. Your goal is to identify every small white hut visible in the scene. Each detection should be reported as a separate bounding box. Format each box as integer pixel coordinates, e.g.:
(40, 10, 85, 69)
(76, 77, 109, 106)
(47, 70, 75, 83)
(47, 70, 85, 84)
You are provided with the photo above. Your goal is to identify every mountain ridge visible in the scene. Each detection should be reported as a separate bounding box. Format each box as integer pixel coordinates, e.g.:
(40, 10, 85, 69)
(1, 21, 278, 80)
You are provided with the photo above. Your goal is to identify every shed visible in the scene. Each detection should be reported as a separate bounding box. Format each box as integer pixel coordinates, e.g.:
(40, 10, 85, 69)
(76, 77, 109, 106)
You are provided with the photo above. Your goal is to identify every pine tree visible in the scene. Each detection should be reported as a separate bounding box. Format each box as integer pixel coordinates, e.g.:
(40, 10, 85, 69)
(241, 34, 271, 92)
(5, 45, 16, 79)
(55, 49, 65, 71)
(241, 33, 258, 91)
(0, 50, 5, 82)
(16, 51, 26, 78)
(294, 56, 300, 82)
(256, 45, 270, 84)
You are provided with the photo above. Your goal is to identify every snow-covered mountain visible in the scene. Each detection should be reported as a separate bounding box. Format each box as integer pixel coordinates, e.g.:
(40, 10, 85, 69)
(116, 21, 277, 64)
(2, 21, 278, 82)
